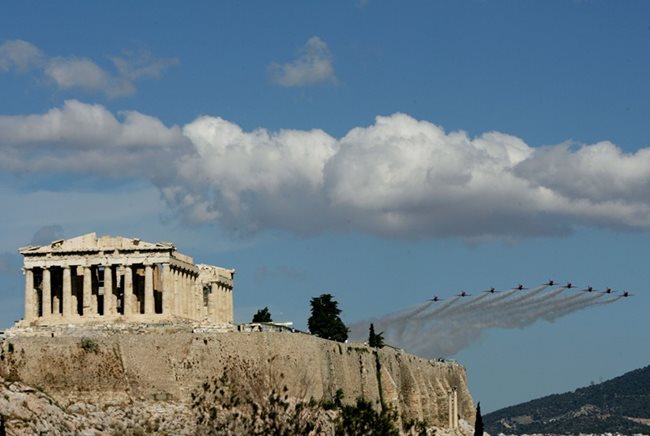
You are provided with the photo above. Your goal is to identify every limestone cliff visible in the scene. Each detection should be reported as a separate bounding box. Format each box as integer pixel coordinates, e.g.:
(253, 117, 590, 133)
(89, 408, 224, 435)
(0, 326, 474, 434)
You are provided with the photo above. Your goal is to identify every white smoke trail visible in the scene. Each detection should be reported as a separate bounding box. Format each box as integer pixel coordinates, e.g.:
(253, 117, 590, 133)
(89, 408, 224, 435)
(382, 301, 433, 324)
(542, 292, 606, 322)
(495, 285, 549, 309)
(393, 296, 461, 342)
(351, 285, 626, 358)
(439, 292, 495, 318)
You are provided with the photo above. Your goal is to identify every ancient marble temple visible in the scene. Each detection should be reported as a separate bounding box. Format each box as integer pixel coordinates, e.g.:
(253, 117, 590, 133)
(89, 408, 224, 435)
(18, 233, 234, 326)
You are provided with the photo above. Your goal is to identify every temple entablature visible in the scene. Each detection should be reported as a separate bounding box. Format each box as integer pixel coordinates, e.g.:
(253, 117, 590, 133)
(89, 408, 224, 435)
(18, 233, 234, 326)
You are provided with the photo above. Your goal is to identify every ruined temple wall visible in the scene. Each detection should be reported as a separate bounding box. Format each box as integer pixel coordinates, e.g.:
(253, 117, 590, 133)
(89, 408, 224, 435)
(0, 330, 474, 426)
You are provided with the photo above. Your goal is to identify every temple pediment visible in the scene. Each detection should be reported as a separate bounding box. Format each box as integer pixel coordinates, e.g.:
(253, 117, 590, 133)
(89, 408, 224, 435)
(19, 232, 174, 255)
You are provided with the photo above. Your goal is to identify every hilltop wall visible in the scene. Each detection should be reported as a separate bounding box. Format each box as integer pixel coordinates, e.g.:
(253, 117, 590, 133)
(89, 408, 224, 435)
(0, 327, 474, 430)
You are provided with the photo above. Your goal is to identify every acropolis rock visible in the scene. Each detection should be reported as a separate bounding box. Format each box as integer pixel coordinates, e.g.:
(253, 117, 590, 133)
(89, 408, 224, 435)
(0, 233, 476, 434)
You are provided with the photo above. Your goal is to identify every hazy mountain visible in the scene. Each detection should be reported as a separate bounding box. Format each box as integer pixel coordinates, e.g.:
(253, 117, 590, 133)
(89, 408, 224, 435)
(484, 365, 650, 435)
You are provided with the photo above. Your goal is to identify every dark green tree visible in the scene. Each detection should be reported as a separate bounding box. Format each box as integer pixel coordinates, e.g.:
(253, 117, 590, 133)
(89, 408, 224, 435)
(336, 397, 399, 436)
(368, 323, 385, 348)
(252, 306, 272, 323)
(474, 402, 484, 436)
(307, 293, 349, 342)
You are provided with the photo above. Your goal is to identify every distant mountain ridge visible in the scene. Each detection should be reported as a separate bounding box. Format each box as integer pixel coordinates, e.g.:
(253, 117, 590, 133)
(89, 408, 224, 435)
(484, 365, 650, 435)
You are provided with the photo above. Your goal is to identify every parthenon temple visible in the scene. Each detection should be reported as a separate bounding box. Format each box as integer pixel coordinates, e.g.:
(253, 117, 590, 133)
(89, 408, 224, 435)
(18, 233, 235, 326)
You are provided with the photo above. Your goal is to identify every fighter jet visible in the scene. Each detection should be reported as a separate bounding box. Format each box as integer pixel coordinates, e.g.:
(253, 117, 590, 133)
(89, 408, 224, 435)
(562, 282, 577, 289)
(483, 287, 498, 294)
(602, 288, 614, 294)
(582, 286, 596, 293)
(544, 280, 557, 286)
(622, 291, 633, 297)
(512, 284, 528, 290)
(427, 296, 443, 302)
(457, 291, 471, 297)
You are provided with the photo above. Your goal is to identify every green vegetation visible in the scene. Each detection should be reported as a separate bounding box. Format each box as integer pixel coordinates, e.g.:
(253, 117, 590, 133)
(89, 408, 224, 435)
(191, 358, 426, 435)
(336, 397, 399, 436)
(484, 365, 650, 435)
(79, 337, 98, 353)
(252, 307, 272, 323)
(368, 323, 384, 348)
(307, 294, 349, 343)
(474, 402, 483, 436)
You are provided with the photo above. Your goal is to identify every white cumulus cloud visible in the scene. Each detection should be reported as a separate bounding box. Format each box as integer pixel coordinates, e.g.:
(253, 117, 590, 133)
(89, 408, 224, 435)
(269, 36, 337, 87)
(2, 102, 650, 240)
(0, 100, 187, 177)
(0, 40, 44, 71)
(164, 113, 650, 239)
(45, 57, 112, 91)
(0, 39, 177, 98)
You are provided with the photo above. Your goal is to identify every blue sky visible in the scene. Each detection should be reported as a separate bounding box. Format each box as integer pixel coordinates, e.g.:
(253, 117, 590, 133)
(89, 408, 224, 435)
(1, 1, 649, 412)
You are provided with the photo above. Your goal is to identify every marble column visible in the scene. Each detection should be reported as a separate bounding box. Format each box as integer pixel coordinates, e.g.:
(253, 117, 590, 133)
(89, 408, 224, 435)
(180, 270, 187, 317)
(209, 282, 218, 322)
(196, 281, 204, 319)
(226, 287, 233, 323)
(182, 271, 188, 317)
(144, 264, 154, 315)
(62, 266, 71, 319)
(104, 265, 114, 317)
(91, 266, 98, 315)
(217, 286, 224, 322)
(188, 273, 194, 318)
(191, 277, 198, 319)
(24, 268, 34, 322)
(162, 263, 171, 316)
(220, 285, 227, 321)
(123, 265, 133, 317)
(189, 277, 195, 319)
(171, 268, 177, 316)
(170, 267, 180, 316)
(71, 270, 79, 316)
(197, 280, 204, 319)
(42, 267, 51, 318)
(83, 266, 92, 316)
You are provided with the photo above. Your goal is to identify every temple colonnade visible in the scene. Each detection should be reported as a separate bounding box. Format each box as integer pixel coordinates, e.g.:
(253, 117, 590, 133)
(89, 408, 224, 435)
(19, 233, 234, 326)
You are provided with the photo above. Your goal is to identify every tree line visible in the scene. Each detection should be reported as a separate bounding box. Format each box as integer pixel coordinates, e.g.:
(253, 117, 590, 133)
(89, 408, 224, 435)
(252, 293, 384, 347)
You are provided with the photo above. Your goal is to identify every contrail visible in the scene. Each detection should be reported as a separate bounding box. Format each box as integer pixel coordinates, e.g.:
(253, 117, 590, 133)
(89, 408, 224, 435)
(392, 296, 461, 341)
(471, 288, 519, 306)
(352, 284, 627, 358)
(382, 301, 433, 324)
(497, 285, 549, 308)
(440, 291, 497, 317)
(542, 292, 606, 322)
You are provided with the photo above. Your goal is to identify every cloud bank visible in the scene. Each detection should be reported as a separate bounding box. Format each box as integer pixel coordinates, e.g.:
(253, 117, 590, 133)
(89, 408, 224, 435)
(269, 36, 337, 87)
(2, 101, 650, 240)
(0, 100, 187, 178)
(0, 40, 177, 98)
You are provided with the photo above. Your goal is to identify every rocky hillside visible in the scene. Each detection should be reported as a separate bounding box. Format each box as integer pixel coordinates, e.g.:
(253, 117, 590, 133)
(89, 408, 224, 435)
(484, 365, 650, 435)
(0, 324, 475, 434)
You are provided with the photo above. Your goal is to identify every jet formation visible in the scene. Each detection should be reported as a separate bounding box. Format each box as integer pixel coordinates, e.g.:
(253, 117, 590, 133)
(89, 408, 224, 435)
(352, 279, 632, 358)
(427, 281, 631, 303)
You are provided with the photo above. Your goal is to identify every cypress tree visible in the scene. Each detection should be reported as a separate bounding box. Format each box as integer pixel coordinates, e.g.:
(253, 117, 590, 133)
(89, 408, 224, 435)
(474, 402, 484, 436)
(368, 323, 385, 348)
(308, 294, 349, 342)
(252, 306, 272, 323)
